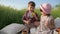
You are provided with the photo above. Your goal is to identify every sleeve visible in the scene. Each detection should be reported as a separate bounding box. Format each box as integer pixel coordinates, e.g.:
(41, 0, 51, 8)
(35, 13, 40, 21)
(22, 13, 26, 20)
(50, 16, 55, 29)
(46, 16, 55, 30)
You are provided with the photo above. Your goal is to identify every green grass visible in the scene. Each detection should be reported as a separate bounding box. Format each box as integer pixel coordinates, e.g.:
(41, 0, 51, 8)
(0, 5, 60, 29)
(51, 7, 60, 18)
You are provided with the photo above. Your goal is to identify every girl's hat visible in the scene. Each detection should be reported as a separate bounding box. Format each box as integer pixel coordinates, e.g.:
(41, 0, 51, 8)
(40, 3, 51, 14)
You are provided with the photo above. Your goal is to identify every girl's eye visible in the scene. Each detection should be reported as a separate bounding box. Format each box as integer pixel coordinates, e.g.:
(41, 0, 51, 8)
(40, 9, 42, 12)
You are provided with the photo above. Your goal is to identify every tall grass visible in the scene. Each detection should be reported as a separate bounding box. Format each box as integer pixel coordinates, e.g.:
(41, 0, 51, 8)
(0, 5, 24, 29)
(0, 5, 60, 29)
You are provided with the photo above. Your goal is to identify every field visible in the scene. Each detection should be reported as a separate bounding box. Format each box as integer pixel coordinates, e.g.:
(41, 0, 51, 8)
(0, 5, 60, 29)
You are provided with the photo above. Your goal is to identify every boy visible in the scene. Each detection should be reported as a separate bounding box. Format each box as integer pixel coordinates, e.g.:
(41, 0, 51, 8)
(22, 1, 39, 34)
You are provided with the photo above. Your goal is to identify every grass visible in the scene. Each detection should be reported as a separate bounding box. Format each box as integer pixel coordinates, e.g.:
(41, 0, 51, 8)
(0, 5, 60, 29)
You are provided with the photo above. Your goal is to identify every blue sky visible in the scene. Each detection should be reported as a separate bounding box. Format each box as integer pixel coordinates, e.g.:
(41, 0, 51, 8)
(0, 0, 60, 10)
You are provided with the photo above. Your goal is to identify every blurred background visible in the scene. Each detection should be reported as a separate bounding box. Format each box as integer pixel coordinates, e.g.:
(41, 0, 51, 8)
(0, 0, 60, 29)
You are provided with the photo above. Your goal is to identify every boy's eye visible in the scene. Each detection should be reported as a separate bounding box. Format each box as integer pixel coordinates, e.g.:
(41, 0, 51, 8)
(30, 6, 35, 8)
(32, 7, 34, 9)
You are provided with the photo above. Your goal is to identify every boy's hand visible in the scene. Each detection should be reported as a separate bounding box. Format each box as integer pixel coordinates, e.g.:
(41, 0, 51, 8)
(26, 21, 30, 25)
(23, 20, 30, 25)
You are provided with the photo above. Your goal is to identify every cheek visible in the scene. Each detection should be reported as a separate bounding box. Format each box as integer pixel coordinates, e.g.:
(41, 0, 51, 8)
(28, 7, 31, 10)
(41, 12, 44, 15)
(31, 8, 35, 11)
(41, 12, 43, 14)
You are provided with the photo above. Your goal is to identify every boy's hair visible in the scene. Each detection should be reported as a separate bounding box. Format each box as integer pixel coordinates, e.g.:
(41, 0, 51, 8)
(28, 1, 35, 7)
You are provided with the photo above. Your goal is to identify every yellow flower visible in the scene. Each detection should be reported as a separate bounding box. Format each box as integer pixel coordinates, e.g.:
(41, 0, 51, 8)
(32, 12, 35, 16)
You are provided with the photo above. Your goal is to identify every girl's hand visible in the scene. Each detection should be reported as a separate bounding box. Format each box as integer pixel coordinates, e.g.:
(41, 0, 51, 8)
(34, 21, 40, 27)
(45, 21, 48, 27)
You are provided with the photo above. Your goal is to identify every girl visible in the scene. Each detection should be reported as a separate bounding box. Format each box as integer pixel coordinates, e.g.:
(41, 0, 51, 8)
(38, 3, 55, 34)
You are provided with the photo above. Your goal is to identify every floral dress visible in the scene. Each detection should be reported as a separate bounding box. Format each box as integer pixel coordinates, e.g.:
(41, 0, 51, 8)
(37, 15, 54, 34)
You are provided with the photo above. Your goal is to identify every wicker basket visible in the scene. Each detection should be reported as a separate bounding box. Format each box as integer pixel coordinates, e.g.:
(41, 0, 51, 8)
(56, 28, 60, 34)
(22, 31, 28, 34)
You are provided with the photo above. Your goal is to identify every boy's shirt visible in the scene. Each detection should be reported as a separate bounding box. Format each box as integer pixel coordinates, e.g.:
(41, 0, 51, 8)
(22, 11, 39, 23)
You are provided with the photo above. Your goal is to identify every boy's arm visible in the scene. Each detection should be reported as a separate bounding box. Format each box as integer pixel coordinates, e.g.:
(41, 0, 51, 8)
(34, 13, 40, 21)
(22, 14, 30, 24)
(33, 13, 40, 27)
(23, 20, 30, 24)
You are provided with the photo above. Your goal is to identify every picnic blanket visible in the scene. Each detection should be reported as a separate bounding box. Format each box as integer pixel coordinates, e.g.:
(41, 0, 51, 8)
(1, 23, 25, 34)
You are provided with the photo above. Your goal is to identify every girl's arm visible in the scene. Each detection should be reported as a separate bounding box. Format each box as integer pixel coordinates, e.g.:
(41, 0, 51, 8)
(49, 18, 55, 30)
(45, 18, 55, 30)
(22, 14, 30, 24)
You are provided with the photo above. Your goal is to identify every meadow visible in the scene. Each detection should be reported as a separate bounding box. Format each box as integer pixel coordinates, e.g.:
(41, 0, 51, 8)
(0, 5, 60, 29)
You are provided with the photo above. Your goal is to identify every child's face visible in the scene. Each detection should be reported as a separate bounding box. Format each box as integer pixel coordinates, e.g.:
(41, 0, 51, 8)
(41, 12, 46, 16)
(40, 9, 47, 16)
(28, 5, 35, 11)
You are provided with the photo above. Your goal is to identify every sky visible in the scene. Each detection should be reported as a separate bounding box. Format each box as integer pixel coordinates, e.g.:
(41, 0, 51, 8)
(0, 0, 60, 10)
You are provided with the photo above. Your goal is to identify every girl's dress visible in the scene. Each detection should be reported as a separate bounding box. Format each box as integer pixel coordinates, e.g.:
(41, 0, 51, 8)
(37, 15, 54, 34)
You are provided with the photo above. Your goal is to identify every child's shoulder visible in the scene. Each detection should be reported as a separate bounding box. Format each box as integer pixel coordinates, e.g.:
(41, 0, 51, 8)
(48, 15, 54, 21)
(24, 11, 29, 14)
(49, 16, 54, 19)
